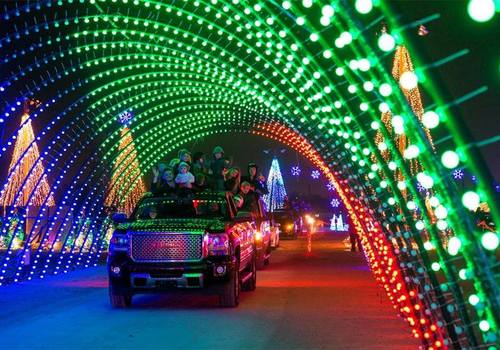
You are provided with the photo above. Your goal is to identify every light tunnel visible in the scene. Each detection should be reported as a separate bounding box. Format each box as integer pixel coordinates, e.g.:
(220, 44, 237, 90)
(0, 1, 498, 349)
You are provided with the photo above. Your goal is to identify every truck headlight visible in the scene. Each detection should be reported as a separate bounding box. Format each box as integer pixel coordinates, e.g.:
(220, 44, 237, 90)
(109, 234, 129, 252)
(207, 233, 230, 256)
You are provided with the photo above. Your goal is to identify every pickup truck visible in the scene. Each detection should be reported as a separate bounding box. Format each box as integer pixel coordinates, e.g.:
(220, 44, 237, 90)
(107, 191, 257, 308)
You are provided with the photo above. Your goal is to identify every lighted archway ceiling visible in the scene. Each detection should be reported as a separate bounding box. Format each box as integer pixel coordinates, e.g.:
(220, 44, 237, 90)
(0, 1, 498, 349)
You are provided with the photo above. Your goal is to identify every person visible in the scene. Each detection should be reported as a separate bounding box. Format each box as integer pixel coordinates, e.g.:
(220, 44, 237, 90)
(192, 151, 207, 175)
(210, 146, 226, 191)
(169, 158, 181, 175)
(178, 149, 192, 164)
(193, 173, 208, 192)
(238, 181, 259, 213)
(224, 167, 241, 194)
(241, 162, 268, 196)
(175, 162, 195, 189)
(151, 163, 176, 195)
(233, 194, 244, 209)
(173, 149, 192, 175)
(349, 228, 361, 252)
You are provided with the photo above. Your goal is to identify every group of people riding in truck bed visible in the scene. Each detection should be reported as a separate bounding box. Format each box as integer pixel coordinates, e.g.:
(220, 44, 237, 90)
(150, 146, 269, 213)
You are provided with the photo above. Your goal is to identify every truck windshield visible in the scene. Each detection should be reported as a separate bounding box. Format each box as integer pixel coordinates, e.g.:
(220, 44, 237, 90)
(273, 211, 292, 220)
(134, 198, 228, 220)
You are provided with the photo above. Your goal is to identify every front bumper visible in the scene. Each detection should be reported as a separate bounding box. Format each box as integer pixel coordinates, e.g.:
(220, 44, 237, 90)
(108, 252, 235, 295)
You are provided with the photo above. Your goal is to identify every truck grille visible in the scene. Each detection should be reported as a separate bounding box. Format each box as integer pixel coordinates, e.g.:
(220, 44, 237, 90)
(130, 233, 203, 262)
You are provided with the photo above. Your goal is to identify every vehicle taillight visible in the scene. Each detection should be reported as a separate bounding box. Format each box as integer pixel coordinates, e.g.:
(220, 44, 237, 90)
(207, 233, 230, 256)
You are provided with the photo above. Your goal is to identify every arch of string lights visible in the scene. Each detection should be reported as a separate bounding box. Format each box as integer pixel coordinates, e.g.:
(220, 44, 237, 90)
(0, 1, 498, 348)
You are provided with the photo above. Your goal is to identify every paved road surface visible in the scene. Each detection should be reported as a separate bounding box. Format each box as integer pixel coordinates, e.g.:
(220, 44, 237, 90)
(0, 232, 418, 350)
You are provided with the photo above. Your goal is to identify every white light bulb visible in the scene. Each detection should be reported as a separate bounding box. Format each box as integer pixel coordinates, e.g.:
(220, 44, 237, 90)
(322, 5, 335, 17)
(355, 0, 373, 14)
(399, 71, 418, 90)
(379, 83, 392, 96)
(441, 150, 460, 169)
(422, 111, 440, 129)
(462, 191, 480, 211)
(434, 205, 448, 219)
(467, 0, 495, 23)
(481, 232, 499, 251)
(378, 33, 395, 52)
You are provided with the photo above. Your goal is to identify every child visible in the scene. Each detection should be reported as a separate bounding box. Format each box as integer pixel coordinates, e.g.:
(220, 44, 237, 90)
(175, 162, 195, 189)
(151, 163, 176, 195)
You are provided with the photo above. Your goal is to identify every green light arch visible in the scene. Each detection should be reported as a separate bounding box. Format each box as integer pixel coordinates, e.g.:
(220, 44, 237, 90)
(0, 1, 497, 348)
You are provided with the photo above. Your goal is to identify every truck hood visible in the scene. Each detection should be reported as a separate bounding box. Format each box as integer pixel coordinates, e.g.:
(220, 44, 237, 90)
(116, 218, 225, 232)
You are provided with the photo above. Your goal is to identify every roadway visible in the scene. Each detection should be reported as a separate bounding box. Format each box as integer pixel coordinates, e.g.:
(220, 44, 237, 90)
(0, 232, 418, 349)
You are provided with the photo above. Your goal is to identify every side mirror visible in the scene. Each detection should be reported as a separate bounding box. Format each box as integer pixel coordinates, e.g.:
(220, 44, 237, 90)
(112, 212, 128, 224)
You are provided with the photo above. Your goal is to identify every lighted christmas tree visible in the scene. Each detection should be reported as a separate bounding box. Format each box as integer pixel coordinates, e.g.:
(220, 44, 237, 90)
(104, 111, 146, 215)
(330, 214, 337, 231)
(263, 157, 287, 211)
(0, 99, 54, 208)
(373, 45, 435, 180)
(371, 45, 440, 235)
(330, 213, 349, 232)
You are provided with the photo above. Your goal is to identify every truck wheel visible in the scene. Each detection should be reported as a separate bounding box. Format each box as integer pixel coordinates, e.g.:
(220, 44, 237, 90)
(219, 263, 240, 307)
(242, 254, 256, 292)
(264, 243, 271, 266)
(109, 289, 132, 308)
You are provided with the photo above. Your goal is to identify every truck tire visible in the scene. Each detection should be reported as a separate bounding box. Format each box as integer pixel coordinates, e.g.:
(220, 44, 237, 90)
(264, 243, 271, 266)
(219, 263, 240, 307)
(242, 254, 256, 292)
(109, 289, 132, 308)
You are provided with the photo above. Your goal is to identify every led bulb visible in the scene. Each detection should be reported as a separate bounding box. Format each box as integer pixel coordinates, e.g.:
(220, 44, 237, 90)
(355, 0, 373, 14)
(447, 237, 461, 256)
(399, 71, 418, 90)
(404, 145, 420, 159)
(481, 232, 499, 251)
(434, 205, 448, 219)
(478, 320, 490, 332)
(462, 191, 480, 211)
(378, 33, 395, 52)
(468, 294, 480, 305)
(467, 0, 495, 23)
(441, 150, 460, 169)
(379, 83, 392, 96)
(322, 5, 335, 17)
(422, 111, 440, 129)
